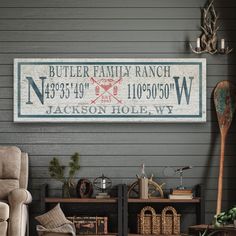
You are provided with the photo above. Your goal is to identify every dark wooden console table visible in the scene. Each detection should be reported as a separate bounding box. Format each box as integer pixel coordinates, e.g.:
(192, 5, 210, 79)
(41, 184, 204, 236)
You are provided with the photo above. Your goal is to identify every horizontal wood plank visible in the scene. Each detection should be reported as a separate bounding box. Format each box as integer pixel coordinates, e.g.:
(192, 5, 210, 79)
(7, 143, 236, 156)
(0, 31, 234, 42)
(1, 19, 235, 31)
(2, 132, 236, 145)
(0, 54, 235, 65)
(28, 154, 236, 168)
(0, 8, 235, 20)
(28, 166, 236, 179)
(0, 42, 236, 54)
(0, 0, 236, 8)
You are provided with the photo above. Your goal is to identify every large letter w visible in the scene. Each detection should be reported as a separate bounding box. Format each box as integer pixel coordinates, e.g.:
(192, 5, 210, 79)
(173, 76, 194, 105)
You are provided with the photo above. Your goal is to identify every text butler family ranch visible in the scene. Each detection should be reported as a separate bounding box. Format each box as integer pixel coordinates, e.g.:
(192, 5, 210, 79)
(14, 58, 206, 122)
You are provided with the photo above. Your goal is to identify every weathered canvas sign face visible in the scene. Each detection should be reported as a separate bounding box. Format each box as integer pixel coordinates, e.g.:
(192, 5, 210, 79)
(14, 58, 206, 122)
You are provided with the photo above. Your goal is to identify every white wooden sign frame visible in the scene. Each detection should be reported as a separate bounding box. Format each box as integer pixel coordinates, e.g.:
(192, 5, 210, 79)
(14, 58, 206, 123)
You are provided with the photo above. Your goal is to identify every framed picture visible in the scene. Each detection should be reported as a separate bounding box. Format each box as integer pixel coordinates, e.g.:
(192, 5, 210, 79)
(14, 58, 206, 123)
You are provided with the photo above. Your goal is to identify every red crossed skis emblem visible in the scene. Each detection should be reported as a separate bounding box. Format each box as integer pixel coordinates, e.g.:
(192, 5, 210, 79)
(90, 77, 123, 104)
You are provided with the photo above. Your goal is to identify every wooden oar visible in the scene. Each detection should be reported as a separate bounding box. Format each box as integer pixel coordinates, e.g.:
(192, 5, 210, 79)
(214, 80, 236, 215)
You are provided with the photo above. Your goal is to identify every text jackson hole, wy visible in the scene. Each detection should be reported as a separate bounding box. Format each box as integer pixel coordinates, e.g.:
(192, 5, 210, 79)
(45, 105, 174, 115)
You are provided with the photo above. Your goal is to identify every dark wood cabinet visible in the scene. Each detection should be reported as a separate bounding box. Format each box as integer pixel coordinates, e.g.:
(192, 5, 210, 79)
(41, 184, 205, 236)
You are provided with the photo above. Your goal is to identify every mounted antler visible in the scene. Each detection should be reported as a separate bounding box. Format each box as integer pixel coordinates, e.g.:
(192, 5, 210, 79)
(190, 0, 233, 55)
(201, 0, 218, 54)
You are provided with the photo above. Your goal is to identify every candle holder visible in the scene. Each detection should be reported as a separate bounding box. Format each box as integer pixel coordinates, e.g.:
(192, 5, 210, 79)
(190, 0, 232, 55)
(218, 47, 232, 55)
(195, 47, 201, 53)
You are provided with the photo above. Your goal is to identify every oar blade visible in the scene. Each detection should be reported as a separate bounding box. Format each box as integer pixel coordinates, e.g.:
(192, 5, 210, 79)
(214, 80, 236, 131)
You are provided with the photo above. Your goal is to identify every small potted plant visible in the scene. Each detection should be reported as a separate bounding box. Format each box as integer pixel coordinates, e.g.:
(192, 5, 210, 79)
(214, 206, 236, 228)
(49, 152, 80, 197)
(186, 227, 223, 236)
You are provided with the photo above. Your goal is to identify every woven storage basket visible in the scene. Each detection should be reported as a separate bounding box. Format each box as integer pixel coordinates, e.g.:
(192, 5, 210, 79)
(137, 206, 161, 235)
(161, 206, 180, 235)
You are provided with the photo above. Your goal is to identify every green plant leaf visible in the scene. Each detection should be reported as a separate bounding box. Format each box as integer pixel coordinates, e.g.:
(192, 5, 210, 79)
(48, 152, 80, 185)
(48, 157, 65, 182)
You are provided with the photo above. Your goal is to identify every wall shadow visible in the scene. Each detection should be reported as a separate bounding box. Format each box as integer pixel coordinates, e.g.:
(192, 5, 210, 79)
(200, 0, 236, 219)
(218, 0, 236, 210)
(206, 0, 236, 214)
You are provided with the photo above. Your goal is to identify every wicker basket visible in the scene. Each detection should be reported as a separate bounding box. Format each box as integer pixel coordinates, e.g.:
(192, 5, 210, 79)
(137, 206, 161, 235)
(161, 206, 180, 235)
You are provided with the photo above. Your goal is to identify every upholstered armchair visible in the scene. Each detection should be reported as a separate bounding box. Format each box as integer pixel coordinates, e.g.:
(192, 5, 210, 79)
(0, 146, 32, 236)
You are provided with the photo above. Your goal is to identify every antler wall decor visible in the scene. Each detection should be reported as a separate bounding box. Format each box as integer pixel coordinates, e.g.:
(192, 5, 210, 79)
(190, 0, 232, 55)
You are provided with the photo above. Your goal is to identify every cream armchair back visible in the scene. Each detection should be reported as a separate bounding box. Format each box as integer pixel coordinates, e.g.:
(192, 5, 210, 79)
(0, 146, 32, 236)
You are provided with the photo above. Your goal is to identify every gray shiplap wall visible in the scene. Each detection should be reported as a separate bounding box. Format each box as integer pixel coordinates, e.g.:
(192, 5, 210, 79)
(0, 0, 236, 234)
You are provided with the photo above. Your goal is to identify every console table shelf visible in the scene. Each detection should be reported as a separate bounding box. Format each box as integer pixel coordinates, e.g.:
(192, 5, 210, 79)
(128, 197, 200, 203)
(45, 197, 118, 203)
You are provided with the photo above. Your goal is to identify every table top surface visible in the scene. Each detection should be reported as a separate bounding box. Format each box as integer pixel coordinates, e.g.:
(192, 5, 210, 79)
(189, 224, 236, 231)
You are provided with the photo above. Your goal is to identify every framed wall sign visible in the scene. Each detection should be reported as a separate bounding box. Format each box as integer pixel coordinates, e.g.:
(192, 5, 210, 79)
(14, 58, 206, 123)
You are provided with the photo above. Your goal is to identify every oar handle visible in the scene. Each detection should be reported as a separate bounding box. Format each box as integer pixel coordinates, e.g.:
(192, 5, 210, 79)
(216, 133, 226, 215)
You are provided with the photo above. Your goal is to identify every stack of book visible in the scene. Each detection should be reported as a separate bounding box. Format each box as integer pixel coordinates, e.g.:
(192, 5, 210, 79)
(169, 189, 193, 199)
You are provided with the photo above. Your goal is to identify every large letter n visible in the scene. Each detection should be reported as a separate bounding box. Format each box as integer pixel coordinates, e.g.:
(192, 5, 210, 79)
(25, 77, 47, 105)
